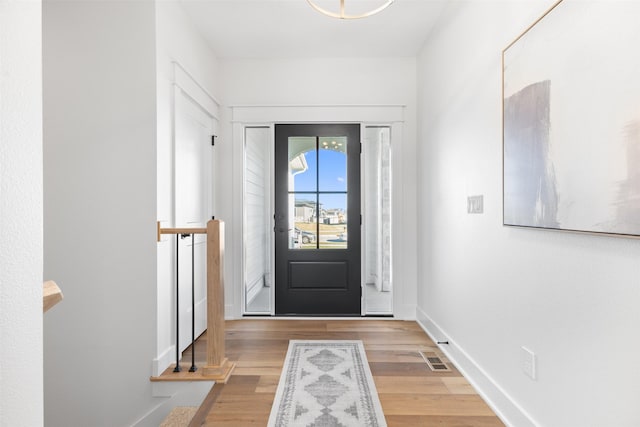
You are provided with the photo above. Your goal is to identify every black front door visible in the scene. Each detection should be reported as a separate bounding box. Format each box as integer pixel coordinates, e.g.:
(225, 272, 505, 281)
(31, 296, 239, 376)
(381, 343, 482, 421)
(274, 124, 361, 315)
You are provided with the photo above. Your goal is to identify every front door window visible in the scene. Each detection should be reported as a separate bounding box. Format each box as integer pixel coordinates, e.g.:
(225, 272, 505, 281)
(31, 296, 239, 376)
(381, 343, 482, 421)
(288, 136, 348, 250)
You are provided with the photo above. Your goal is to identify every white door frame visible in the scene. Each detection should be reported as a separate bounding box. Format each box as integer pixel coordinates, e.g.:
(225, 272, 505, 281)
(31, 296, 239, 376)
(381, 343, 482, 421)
(229, 105, 411, 319)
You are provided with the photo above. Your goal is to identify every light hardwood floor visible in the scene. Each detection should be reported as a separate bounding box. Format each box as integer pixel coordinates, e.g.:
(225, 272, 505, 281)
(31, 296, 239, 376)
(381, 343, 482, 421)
(162, 319, 504, 426)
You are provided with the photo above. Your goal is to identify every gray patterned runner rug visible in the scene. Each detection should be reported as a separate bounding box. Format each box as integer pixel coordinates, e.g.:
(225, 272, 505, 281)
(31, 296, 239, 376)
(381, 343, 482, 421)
(267, 340, 387, 427)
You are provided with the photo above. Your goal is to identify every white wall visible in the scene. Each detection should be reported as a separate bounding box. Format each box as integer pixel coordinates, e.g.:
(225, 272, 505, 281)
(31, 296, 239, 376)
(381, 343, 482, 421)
(416, 1, 640, 426)
(155, 0, 221, 376)
(0, 2, 44, 426)
(43, 2, 158, 426)
(220, 57, 418, 318)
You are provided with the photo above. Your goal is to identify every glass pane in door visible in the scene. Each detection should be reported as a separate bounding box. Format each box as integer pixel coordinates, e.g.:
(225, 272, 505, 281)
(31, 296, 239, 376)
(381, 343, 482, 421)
(288, 135, 349, 251)
(319, 137, 347, 191)
(319, 193, 348, 249)
(289, 137, 317, 192)
(289, 195, 317, 250)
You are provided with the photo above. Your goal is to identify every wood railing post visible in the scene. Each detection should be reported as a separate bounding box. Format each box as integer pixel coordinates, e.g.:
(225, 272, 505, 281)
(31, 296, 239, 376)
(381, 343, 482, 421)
(201, 219, 235, 382)
(43, 281, 63, 313)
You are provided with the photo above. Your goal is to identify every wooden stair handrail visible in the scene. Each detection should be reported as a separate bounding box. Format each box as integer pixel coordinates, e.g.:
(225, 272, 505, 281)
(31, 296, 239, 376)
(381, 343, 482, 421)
(157, 221, 207, 242)
(156, 220, 235, 383)
(44, 280, 63, 313)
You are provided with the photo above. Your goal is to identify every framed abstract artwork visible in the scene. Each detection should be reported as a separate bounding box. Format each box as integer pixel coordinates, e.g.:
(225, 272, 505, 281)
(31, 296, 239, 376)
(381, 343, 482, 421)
(502, 0, 640, 237)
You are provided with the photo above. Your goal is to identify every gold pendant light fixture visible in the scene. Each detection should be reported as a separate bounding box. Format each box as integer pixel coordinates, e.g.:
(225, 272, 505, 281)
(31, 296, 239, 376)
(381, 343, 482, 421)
(306, 0, 395, 20)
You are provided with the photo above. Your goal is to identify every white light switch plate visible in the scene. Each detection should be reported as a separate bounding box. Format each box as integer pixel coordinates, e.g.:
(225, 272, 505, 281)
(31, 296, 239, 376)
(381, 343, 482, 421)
(521, 346, 536, 380)
(467, 195, 484, 214)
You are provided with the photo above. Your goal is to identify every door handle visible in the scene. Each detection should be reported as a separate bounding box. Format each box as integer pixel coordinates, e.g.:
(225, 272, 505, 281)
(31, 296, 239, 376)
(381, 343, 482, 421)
(274, 213, 288, 233)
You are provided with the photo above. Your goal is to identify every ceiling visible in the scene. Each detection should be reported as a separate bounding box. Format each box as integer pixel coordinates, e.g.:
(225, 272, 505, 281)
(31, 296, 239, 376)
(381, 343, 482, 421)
(179, 0, 448, 59)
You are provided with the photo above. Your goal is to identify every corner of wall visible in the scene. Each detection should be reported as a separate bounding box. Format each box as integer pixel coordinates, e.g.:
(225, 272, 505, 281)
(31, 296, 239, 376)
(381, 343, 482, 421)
(132, 381, 214, 427)
(225, 304, 238, 320)
(152, 345, 176, 377)
(393, 303, 417, 321)
(0, 2, 44, 425)
(416, 307, 537, 427)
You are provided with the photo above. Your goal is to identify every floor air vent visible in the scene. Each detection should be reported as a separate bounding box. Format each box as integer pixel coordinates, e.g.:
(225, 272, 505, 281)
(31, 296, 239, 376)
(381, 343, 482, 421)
(419, 351, 451, 372)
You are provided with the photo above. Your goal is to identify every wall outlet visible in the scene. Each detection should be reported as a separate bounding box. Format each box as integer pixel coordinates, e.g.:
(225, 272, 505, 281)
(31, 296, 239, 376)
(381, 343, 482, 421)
(467, 195, 484, 214)
(521, 346, 536, 380)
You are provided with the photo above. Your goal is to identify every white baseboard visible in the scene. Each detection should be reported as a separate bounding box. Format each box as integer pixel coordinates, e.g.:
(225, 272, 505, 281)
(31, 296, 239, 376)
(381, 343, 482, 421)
(225, 303, 236, 319)
(152, 345, 176, 377)
(415, 307, 536, 427)
(131, 381, 215, 427)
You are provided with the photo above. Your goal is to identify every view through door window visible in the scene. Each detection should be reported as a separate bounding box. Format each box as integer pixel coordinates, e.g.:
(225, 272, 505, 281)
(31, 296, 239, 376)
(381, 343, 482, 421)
(288, 136, 349, 250)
